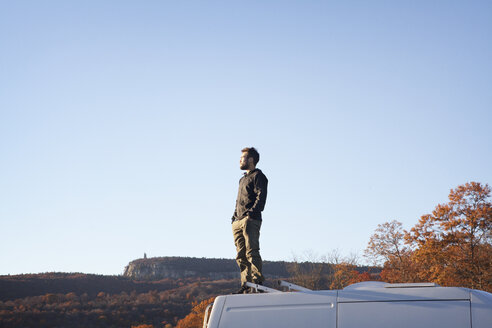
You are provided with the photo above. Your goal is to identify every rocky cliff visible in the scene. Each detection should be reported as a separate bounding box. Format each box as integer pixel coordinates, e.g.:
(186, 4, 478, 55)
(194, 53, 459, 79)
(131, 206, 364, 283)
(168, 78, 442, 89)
(123, 256, 290, 280)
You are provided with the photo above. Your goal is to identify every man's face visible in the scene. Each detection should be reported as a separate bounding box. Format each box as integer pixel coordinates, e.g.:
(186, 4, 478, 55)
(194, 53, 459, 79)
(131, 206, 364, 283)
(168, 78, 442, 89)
(239, 152, 251, 170)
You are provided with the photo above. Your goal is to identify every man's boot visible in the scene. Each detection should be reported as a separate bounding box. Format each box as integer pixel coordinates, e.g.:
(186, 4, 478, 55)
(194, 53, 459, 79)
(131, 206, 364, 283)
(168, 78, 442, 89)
(232, 284, 250, 294)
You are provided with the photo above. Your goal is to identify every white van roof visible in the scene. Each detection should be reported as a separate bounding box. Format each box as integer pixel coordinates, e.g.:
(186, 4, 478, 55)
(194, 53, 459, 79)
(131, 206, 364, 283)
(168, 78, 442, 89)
(204, 281, 492, 328)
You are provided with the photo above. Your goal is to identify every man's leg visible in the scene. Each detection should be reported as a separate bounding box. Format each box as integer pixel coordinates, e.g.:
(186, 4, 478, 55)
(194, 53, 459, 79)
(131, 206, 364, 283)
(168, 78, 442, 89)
(244, 219, 264, 284)
(232, 219, 251, 285)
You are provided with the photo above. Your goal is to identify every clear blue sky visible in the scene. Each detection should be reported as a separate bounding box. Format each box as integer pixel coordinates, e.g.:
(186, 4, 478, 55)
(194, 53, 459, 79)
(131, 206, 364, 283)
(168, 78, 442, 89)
(1, 1, 491, 275)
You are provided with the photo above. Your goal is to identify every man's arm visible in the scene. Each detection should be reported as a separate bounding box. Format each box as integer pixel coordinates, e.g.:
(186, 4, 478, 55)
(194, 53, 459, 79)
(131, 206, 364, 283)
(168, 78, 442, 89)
(246, 173, 268, 219)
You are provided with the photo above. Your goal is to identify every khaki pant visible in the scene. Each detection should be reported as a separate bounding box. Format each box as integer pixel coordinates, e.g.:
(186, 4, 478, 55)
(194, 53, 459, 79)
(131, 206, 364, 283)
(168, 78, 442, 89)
(232, 218, 264, 285)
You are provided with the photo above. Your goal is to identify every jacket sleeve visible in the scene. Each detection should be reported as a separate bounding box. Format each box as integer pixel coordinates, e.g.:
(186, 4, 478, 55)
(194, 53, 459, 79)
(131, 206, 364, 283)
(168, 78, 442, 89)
(246, 173, 268, 218)
(232, 193, 239, 222)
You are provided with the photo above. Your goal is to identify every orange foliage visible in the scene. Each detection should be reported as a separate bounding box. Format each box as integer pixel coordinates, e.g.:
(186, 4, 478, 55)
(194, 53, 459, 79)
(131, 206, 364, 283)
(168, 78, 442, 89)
(330, 263, 371, 289)
(406, 182, 491, 291)
(175, 297, 215, 328)
(366, 182, 491, 292)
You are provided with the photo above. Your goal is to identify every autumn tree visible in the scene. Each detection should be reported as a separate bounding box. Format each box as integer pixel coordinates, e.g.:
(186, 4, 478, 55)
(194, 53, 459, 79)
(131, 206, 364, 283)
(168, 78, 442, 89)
(366, 182, 491, 291)
(406, 182, 491, 291)
(175, 297, 215, 328)
(364, 220, 419, 282)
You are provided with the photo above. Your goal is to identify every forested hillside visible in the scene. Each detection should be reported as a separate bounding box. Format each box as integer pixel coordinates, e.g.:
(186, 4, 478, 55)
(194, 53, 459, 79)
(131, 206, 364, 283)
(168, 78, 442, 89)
(0, 273, 236, 328)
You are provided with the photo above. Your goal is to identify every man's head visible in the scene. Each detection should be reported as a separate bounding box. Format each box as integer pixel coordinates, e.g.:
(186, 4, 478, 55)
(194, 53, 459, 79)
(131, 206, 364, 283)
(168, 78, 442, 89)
(240, 147, 260, 171)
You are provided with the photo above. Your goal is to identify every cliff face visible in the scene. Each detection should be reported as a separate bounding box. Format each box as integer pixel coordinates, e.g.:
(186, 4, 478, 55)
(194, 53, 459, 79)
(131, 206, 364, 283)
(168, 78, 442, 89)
(123, 257, 290, 280)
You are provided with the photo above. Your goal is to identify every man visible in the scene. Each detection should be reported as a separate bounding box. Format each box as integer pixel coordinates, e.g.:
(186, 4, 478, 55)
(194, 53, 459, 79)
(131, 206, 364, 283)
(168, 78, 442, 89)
(231, 147, 268, 294)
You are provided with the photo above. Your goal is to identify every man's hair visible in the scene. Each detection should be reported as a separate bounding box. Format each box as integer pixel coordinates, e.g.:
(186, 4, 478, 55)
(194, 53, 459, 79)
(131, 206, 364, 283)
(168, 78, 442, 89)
(242, 147, 260, 165)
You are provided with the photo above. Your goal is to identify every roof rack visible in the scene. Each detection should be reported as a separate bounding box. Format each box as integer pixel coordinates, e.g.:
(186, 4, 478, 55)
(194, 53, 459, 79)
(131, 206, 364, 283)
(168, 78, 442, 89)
(384, 283, 440, 288)
(245, 282, 282, 293)
(343, 281, 441, 290)
(243, 280, 313, 293)
(278, 280, 312, 292)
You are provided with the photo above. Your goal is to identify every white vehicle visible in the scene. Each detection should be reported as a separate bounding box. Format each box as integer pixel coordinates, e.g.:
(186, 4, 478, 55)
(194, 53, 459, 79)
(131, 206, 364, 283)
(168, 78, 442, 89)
(203, 281, 492, 328)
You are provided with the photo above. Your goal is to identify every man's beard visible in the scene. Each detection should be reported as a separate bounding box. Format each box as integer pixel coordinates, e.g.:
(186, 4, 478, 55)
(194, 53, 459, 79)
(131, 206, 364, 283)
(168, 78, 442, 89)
(240, 162, 249, 170)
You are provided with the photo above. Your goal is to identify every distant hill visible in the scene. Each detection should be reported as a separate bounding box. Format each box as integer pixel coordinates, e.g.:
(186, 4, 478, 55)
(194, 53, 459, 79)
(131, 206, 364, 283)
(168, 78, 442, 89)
(124, 256, 291, 280)
(123, 256, 379, 281)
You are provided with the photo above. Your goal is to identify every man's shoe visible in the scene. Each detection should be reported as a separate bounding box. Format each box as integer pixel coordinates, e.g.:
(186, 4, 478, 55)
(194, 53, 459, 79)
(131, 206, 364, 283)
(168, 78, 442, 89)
(232, 285, 250, 294)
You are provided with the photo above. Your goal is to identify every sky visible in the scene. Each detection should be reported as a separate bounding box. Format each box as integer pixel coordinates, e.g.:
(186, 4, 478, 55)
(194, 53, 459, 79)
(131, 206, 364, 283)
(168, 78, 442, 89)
(1, 1, 491, 276)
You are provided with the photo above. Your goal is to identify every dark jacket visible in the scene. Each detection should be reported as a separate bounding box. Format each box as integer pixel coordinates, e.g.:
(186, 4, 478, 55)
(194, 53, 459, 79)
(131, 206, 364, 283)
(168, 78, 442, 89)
(232, 168, 268, 222)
